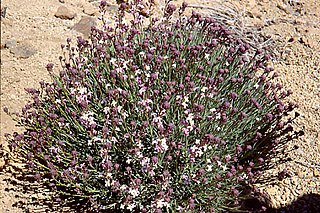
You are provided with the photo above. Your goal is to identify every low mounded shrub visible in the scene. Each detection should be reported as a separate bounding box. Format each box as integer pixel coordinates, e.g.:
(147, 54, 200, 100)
(4, 1, 299, 212)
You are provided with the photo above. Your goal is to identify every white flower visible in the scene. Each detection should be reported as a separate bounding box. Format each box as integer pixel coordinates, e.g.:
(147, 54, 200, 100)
(205, 53, 210, 60)
(186, 113, 194, 126)
(78, 87, 88, 95)
(122, 111, 129, 119)
(201, 87, 208, 92)
(129, 188, 140, 198)
(160, 138, 168, 151)
(126, 158, 132, 164)
(140, 157, 150, 167)
(190, 145, 198, 153)
(70, 87, 77, 95)
(88, 136, 103, 146)
(105, 179, 111, 187)
(120, 185, 127, 191)
(208, 92, 214, 98)
(127, 203, 136, 211)
(210, 108, 216, 113)
(215, 112, 221, 120)
(110, 58, 117, 66)
(111, 137, 118, 143)
(117, 106, 123, 113)
(207, 165, 212, 172)
(195, 149, 203, 157)
(139, 87, 146, 95)
(122, 60, 130, 69)
(138, 51, 145, 57)
(135, 69, 142, 75)
(136, 151, 143, 158)
(195, 139, 200, 145)
(80, 111, 95, 126)
(182, 101, 188, 109)
(156, 199, 169, 208)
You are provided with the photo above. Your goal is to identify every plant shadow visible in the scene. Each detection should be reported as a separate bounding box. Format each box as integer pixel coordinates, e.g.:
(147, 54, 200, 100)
(241, 193, 320, 213)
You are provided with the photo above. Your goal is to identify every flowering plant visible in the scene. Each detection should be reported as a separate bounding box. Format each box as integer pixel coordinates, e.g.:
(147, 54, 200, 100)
(4, 1, 299, 212)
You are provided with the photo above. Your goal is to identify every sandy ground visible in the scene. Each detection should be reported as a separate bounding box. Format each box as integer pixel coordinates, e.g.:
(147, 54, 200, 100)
(0, 0, 319, 212)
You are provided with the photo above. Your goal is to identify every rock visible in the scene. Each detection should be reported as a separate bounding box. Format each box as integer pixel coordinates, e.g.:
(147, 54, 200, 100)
(1, 6, 7, 18)
(4, 39, 17, 49)
(313, 168, 320, 177)
(247, 8, 262, 19)
(247, 0, 257, 9)
(59, 0, 65, 3)
(10, 44, 37, 59)
(72, 16, 96, 38)
(83, 4, 98, 16)
(54, 6, 76, 20)
(276, 3, 291, 14)
(1, 18, 13, 26)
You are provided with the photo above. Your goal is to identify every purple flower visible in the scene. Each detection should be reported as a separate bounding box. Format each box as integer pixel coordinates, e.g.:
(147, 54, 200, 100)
(46, 128, 52, 135)
(151, 156, 158, 164)
(46, 63, 54, 72)
(71, 150, 77, 158)
(33, 173, 41, 181)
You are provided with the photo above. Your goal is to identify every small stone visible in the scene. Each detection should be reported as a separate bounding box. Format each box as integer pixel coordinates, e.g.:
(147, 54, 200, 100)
(9, 162, 25, 170)
(0, 159, 5, 171)
(54, 6, 76, 20)
(297, 170, 306, 178)
(1, 18, 13, 26)
(10, 44, 37, 59)
(277, 3, 291, 14)
(247, 8, 262, 19)
(72, 16, 96, 38)
(4, 39, 17, 49)
(1, 6, 7, 18)
(313, 168, 320, 177)
(83, 4, 98, 16)
(294, 18, 307, 25)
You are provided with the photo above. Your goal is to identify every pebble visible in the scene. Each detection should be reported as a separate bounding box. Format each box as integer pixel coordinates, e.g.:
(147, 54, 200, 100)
(247, 8, 262, 19)
(72, 16, 96, 38)
(10, 44, 37, 59)
(83, 4, 98, 16)
(54, 6, 76, 20)
(1, 18, 13, 26)
(1, 6, 7, 18)
(4, 39, 17, 49)
(0, 159, 5, 171)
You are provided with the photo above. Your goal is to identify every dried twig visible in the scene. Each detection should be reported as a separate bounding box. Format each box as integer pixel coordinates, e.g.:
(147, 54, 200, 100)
(187, 1, 276, 57)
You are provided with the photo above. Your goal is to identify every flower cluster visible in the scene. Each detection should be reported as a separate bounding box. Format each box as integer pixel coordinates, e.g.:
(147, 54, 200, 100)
(4, 1, 299, 212)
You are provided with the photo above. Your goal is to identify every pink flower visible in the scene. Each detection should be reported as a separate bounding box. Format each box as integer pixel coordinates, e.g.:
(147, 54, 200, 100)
(182, 127, 190, 136)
